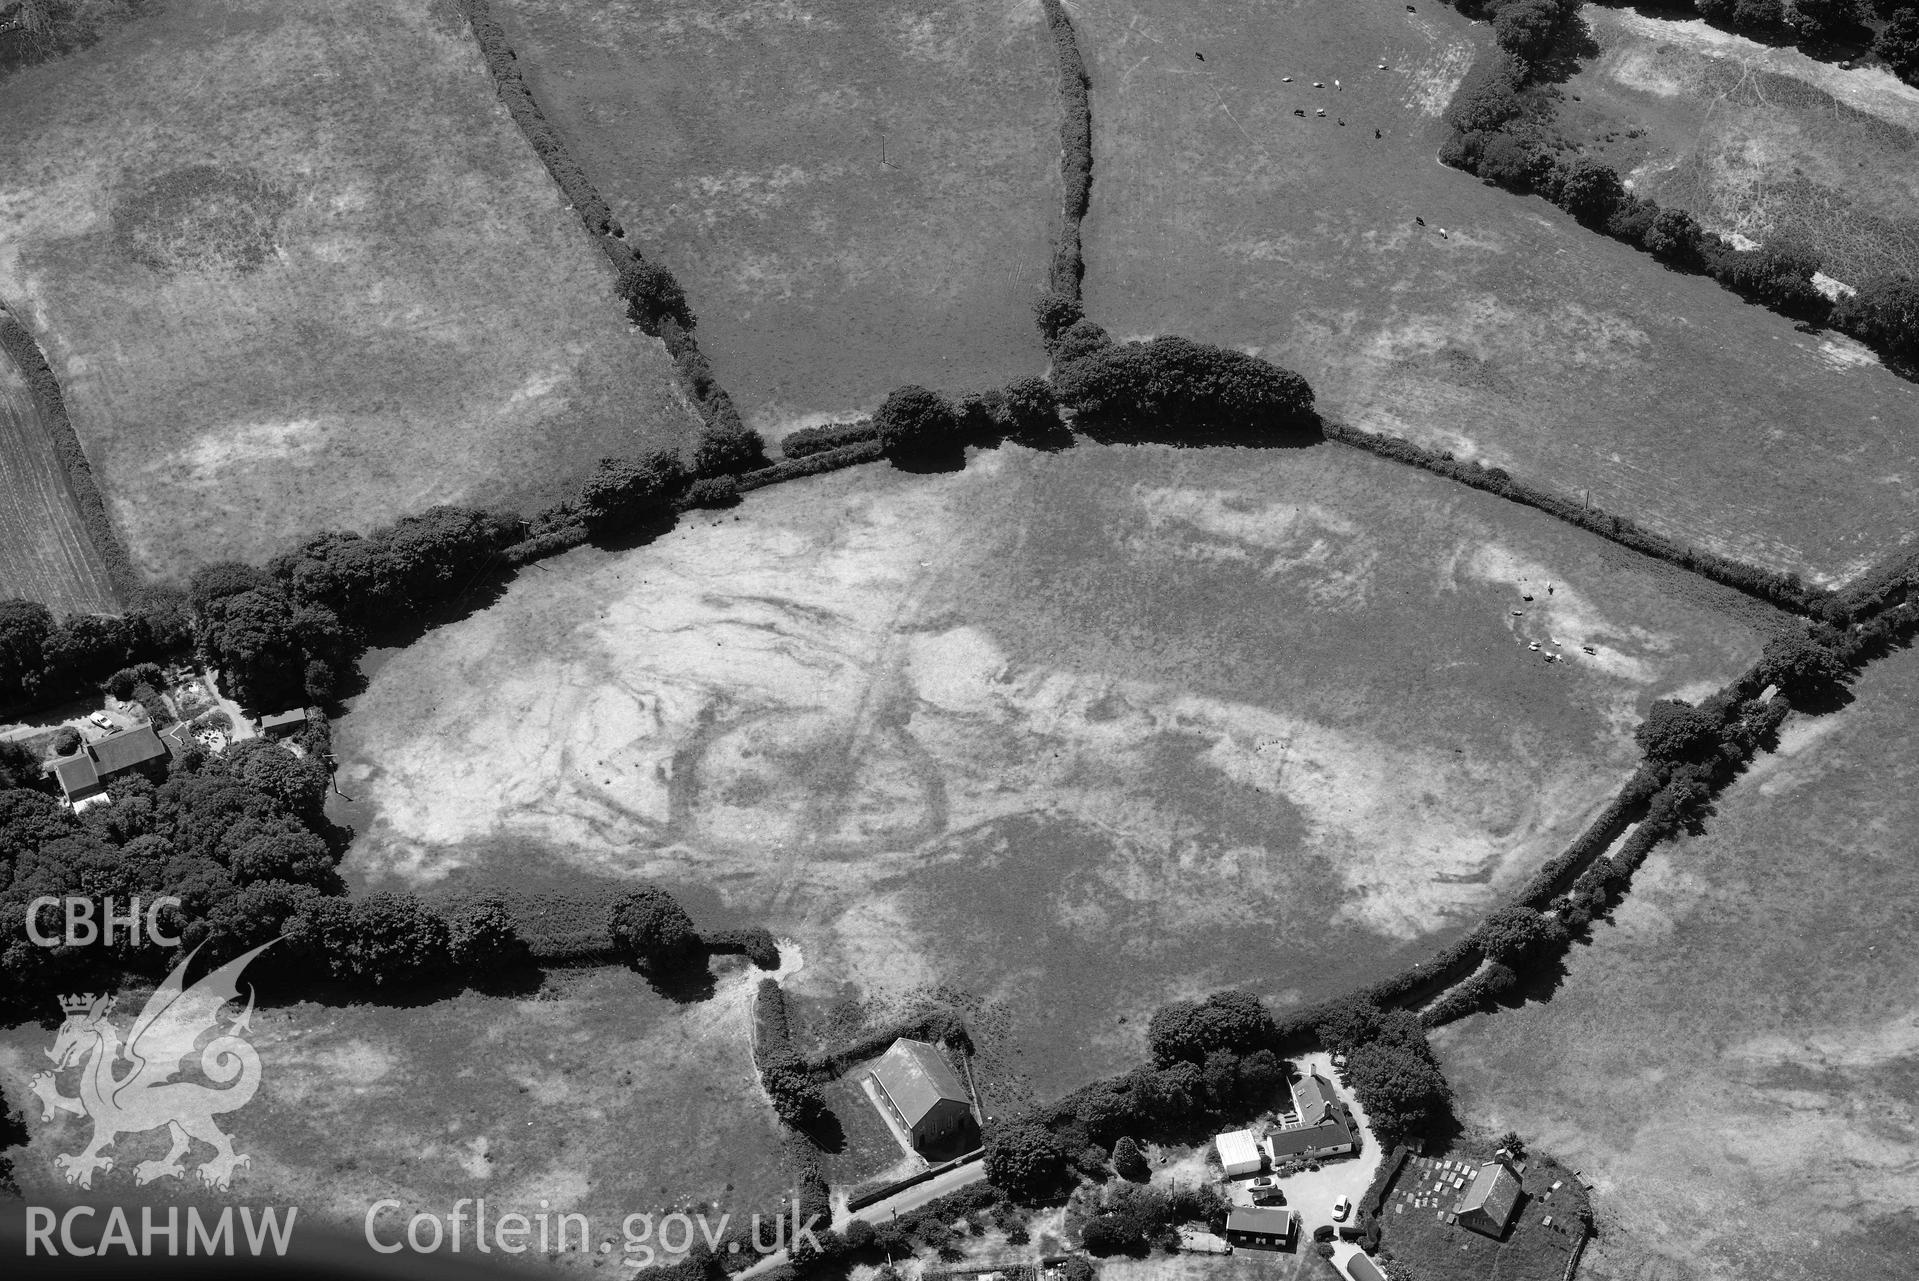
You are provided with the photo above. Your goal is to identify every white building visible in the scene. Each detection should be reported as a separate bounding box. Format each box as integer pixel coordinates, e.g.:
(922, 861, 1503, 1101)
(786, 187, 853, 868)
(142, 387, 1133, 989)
(1214, 1128, 1264, 1178)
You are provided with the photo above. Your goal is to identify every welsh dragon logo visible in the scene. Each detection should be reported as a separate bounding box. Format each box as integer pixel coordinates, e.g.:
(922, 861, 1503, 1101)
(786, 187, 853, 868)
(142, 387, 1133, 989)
(29, 940, 275, 1192)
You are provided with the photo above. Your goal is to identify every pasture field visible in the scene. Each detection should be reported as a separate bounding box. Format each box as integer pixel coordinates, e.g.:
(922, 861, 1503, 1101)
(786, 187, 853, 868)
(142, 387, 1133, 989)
(0, 962, 792, 1273)
(329, 439, 1767, 1103)
(486, 0, 1060, 436)
(1559, 8, 1919, 285)
(1072, 0, 1919, 585)
(0, 0, 698, 581)
(1433, 645, 1919, 1281)
(0, 339, 117, 615)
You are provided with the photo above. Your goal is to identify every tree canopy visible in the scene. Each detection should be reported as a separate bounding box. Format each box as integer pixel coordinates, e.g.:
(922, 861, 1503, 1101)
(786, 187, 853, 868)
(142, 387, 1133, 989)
(875, 385, 960, 461)
(607, 884, 702, 976)
(1051, 336, 1316, 442)
(983, 1121, 1069, 1203)
(1147, 989, 1276, 1065)
(1634, 699, 1723, 763)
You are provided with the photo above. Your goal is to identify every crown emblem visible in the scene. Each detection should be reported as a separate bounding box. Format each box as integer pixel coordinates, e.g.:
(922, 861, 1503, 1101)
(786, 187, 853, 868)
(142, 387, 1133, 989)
(58, 993, 105, 1016)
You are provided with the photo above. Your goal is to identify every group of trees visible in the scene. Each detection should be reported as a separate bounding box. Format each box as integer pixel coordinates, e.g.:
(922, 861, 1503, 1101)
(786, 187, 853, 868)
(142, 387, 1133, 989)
(0, 739, 537, 1014)
(1312, 1000, 1455, 1150)
(1051, 336, 1317, 443)
(0, 590, 191, 710)
(1078, 1181, 1227, 1257)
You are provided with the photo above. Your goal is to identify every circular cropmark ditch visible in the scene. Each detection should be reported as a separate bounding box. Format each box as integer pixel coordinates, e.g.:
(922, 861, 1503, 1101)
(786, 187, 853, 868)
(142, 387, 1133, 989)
(112, 163, 293, 276)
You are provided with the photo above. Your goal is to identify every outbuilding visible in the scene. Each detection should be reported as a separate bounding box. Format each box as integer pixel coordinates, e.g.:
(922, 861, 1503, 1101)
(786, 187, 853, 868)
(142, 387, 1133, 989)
(869, 1039, 973, 1154)
(1214, 1128, 1265, 1178)
(1223, 1206, 1296, 1250)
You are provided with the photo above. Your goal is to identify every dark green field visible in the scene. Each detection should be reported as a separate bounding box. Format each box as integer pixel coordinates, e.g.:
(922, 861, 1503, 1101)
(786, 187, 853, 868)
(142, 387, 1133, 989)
(1073, 0, 1919, 586)
(1434, 645, 1919, 1281)
(487, 0, 1059, 435)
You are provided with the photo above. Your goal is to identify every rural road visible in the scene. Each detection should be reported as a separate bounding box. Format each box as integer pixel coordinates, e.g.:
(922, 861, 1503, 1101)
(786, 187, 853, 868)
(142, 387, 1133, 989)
(726, 1160, 988, 1280)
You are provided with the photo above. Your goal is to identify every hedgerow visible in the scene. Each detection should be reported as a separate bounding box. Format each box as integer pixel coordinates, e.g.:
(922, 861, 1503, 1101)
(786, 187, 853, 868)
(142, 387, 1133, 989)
(1038, 0, 1092, 299)
(0, 311, 139, 600)
(780, 420, 879, 459)
(735, 440, 886, 492)
(1320, 420, 1824, 614)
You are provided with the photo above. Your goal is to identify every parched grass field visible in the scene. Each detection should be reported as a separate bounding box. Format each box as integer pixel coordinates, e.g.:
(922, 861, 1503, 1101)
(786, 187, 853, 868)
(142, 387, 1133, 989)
(0, 962, 793, 1273)
(1072, 0, 1919, 585)
(486, 0, 1060, 435)
(0, 0, 698, 581)
(1433, 645, 1919, 1281)
(1561, 8, 1919, 285)
(329, 440, 1767, 1103)
(0, 341, 117, 615)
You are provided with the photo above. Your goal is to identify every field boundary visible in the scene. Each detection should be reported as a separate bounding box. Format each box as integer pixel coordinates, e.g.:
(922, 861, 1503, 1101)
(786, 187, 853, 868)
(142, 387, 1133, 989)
(0, 302, 134, 604)
(1038, 0, 1094, 301)
(1320, 418, 1824, 618)
(453, 0, 755, 463)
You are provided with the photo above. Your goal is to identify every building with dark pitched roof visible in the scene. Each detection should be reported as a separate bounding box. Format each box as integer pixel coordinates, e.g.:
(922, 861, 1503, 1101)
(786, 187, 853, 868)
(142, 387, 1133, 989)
(259, 709, 308, 739)
(89, 724, 168, 775)
(46, 724, 171, 805)
(869, 1038, 973, 1153)
(1453, 1161, 1524, 1238)
(50, 753, 103, 803)
(1223, 1206, 1296, 1250)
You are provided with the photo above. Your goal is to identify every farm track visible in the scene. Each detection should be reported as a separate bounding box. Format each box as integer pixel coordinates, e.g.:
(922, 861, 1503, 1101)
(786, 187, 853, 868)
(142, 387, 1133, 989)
(0, 323, 117, 616)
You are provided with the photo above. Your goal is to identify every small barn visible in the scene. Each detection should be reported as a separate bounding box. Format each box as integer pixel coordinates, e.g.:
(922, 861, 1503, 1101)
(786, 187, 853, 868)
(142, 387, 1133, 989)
(1214, 1128, 1264, 1178)
(870, 1038, 972, 1153)
(260, 708, 309, 740)
(1453, 1161, 1524, 1238)
(1223, 1206, 1296, 1250)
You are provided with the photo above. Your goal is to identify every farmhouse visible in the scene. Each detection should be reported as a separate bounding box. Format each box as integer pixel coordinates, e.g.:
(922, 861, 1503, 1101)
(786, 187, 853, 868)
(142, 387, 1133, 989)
(869, 1038, 972, 1153)
(47, 724, 171, 805)
(1263, 1071, 1357, 1160)
(1223, 1206, 1296, 1250)
(1453, 1161, 1524, 1238)
(1214, 1128, 1265, 1178)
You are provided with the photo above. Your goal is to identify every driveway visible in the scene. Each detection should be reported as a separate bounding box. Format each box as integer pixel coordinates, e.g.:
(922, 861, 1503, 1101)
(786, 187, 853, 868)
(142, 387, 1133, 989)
(1227, 1052, 1384, 1243)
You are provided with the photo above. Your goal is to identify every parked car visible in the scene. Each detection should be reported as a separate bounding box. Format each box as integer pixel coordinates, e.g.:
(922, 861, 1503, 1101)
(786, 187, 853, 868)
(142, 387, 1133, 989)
(1332, 1195, 1351, 1222)
(87, 712, 113, 730)
(1312, 1224, 1335, 1243)
(1337, 1224, 1364, 1241)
